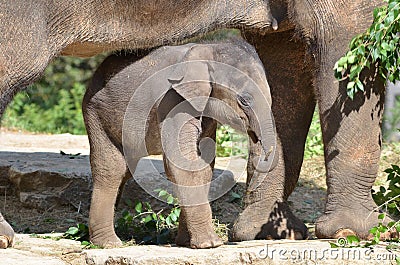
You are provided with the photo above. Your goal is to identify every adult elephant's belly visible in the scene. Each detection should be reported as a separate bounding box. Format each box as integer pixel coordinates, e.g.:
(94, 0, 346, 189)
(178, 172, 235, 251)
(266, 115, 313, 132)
(60, 42, 113, 57)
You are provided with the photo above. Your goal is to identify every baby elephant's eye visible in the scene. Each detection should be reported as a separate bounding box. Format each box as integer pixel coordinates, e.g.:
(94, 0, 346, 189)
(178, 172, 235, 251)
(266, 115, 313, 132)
(237, 93, 254, 108)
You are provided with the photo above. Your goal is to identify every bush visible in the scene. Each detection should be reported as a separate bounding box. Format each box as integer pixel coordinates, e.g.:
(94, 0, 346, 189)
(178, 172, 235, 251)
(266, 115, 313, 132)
(304, 109, 323, 159)
(334, 0, 400, 99)
(2, 56, 106, 134)
(216, 125, 248, 158)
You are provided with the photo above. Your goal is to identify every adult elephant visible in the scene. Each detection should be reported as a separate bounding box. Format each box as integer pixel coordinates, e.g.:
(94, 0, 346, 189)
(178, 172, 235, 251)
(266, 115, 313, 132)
(0, 0, 278, 248)
(231, 0, 388, 241)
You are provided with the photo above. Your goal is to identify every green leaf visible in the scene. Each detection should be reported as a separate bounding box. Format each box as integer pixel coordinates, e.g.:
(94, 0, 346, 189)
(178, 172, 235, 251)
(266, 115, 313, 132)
(143, 215, 153, 223)
(338, 56, 348, 66)
(372, 236, 380, 245)
(158, 190, 168, 198)
(347, 55, 357, 64)
(378, 225, 388, 233)
(357, 45, 366, 55)
(348, 88, 355, 100)
(170, 212, 178, 222)
(231, 191, 242, 199)
(174, 208, 181, 217)
(165, 216, 172, 226)
(355, 79, 364, 92)
(81, 241, 90, 246)
(77, 223, 88, 231)
(135, 202, 143, 213)
(330, 242, 339, 248)
(378, 213, 385, 220)
(167, 195, 175, 205)
(65, 226, 79, 235)
(382, 42, 391, 50)
(346, 235, 360, 245)
(369, 226, 378, 235)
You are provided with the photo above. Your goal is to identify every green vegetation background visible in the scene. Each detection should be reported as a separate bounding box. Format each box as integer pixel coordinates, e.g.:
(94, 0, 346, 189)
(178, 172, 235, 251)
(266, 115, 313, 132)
(2, 56, 105, 135)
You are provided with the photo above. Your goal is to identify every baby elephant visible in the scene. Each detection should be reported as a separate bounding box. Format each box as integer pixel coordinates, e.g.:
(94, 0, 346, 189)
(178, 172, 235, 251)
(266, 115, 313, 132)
(83, 38, 277, 249)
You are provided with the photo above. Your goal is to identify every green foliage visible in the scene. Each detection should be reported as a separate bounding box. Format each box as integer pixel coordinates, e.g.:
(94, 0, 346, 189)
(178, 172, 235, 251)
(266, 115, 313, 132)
(372, 164, 400, 217)
(334, 0, 400, 99)
(62, 223, 100, 248)
(63, 223, 89, 241)
(383, 100, 400, 141)
(115, 189, 181, 245)
(216, 125, 248, 158)
(330, 235, 361, 248)
(2, 56, 105, 134)
(304, 109, 323, 159)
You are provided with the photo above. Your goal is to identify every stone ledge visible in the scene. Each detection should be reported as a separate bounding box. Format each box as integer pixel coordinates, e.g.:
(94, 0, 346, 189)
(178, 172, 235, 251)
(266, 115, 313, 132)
(3, 234, 399, 265)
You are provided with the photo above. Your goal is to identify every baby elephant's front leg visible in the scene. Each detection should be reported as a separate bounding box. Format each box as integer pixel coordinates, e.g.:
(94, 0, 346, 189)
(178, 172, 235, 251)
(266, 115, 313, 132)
(162, 115, 222, 249)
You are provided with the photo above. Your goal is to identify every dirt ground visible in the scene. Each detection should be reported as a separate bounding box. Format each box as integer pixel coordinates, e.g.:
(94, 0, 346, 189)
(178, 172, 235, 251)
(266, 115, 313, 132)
(0, 128, 398, 240)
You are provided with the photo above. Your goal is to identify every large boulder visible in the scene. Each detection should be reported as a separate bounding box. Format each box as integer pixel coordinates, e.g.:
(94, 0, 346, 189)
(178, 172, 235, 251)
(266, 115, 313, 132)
(0, 151, 245, 214)
(0, 152, 92, 211)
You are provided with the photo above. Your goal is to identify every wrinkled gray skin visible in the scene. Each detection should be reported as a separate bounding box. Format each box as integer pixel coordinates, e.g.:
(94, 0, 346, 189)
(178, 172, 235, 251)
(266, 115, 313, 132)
(231, 0, 390, 241)
(83, 39, 276, 248)
(0, 0, 277, 248)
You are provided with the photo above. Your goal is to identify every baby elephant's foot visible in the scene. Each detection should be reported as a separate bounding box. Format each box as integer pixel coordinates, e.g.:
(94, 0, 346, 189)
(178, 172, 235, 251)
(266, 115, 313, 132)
(231, 201, 308, 241)
(176, 228, 223, 249)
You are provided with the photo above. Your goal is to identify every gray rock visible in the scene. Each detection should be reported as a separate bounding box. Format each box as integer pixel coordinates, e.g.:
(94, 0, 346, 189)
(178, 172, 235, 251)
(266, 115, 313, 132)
(0, 152, 92, 211)
(0, 151, 246, 213)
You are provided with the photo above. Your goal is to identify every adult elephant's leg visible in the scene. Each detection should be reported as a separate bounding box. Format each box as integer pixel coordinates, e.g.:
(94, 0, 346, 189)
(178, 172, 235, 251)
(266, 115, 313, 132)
(0, 5, 52, 116)
(0, 63, 50, 248)
(314, 31, 386, 240)
(0, 213, 14, 248)
(0, 16, 53, 247)
(232, 29, 315, 240)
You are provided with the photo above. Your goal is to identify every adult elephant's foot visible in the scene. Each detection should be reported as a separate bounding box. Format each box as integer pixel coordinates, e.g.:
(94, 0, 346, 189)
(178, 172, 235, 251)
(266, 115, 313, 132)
(0, 213, 14, 248)
(231, 201, 308, 241)
(175, 227, 223, 249)
(315, 203, 398, 240)
(90, 230, 122, 248)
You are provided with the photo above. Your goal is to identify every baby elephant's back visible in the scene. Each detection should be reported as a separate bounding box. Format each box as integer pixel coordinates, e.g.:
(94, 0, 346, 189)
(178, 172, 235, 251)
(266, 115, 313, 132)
(83, 45, 197, 152)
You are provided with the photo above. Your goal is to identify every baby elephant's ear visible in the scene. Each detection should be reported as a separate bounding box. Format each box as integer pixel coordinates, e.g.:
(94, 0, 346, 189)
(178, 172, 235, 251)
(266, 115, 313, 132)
(168, 45, 214, 112)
